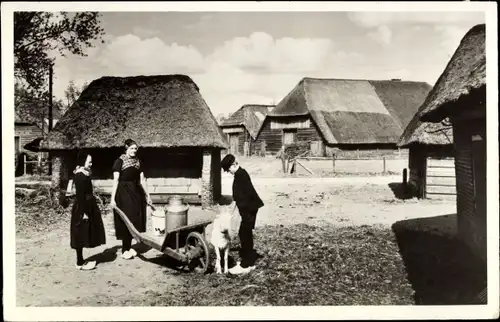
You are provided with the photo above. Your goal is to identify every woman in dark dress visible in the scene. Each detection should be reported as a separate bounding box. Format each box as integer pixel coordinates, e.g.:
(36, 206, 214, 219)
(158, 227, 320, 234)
(71, 151, 106, 270)
(110, 139, 152, 260)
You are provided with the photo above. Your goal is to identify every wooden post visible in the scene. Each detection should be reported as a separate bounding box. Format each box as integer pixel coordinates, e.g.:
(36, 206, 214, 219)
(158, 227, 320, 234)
(332, 154, 336, 173)
(383, 157, 386, 173)
(23, 154, 27, 175)
(48, 64, 53, 175)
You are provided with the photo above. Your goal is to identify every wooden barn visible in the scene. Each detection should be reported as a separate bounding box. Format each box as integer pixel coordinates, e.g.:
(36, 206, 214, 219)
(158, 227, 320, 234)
(420, 24, 487, 262)
(15, 113, 43, 158)
(397, 103, 456, 199)
(15, 108, 61, 176)
(254, 77, 432, 156)
(41, 74, 229, 208)
(220, 104, 274, 156)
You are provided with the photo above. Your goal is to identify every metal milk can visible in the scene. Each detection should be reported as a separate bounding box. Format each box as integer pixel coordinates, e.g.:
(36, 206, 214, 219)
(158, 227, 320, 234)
(164, 195, 189, 231)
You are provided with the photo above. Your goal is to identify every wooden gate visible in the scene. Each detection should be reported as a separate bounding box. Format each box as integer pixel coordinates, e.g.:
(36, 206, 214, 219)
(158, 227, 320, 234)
(229, 133, 239, 155)
(425, 157, 456, 197)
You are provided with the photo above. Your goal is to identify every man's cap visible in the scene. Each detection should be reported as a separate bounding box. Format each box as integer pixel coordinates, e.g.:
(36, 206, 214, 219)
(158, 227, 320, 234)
(221, 154, 236, 172)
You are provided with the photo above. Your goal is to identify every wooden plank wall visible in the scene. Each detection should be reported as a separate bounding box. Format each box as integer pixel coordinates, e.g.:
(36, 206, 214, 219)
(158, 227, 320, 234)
(253, 118, 283, 155)
(425, 157, 456, 197)
(77, 148, 205, 203)
(15, 124, 42, 154)
(453, 118, 487, 261)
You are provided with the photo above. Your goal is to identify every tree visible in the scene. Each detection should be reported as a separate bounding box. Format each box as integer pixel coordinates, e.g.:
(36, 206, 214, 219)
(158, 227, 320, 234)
(15, 82, 64, 134)
(14, 12, 105, 92)
(63, 80, 89, 113)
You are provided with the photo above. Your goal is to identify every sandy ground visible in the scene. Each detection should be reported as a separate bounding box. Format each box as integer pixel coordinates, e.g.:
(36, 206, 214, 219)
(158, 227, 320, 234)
(15, 175, 456, 306)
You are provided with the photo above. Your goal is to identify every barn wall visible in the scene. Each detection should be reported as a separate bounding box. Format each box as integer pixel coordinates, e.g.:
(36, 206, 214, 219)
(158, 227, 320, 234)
(452, 115, 487, 262)
(254, 116, 324, 156)
(425, 145, 456, 197)
(222, 126, 245, 156)
(15, 123, 43, 155)
(68, 147, 206, 204)
(254, 118, 283, 155)
(408, 146, 427, 198)
(407, 144, 455, 198)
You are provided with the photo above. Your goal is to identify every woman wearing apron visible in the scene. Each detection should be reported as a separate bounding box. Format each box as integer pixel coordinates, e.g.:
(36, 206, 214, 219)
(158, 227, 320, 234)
(110, 139, 152, 259)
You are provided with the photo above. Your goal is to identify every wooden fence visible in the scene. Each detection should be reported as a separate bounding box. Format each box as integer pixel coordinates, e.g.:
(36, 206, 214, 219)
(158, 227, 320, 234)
(283, 155, 398, 175)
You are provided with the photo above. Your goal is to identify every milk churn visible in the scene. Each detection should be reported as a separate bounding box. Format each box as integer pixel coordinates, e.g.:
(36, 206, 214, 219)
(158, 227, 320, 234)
(164, 195, 189, 231)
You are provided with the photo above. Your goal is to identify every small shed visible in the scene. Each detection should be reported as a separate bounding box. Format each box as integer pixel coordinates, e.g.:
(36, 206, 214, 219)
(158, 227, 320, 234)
(420, 24, 486, 261)
(15, 107, 61, 176)
(220, 104, 274, 156)
(254, 77, 432, 156)
(41, 74, 229, 208)
(397, 104, 456, 198)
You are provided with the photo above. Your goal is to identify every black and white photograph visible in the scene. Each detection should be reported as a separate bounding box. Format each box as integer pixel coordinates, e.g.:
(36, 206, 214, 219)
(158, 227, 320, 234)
(2, 1, 498, 320)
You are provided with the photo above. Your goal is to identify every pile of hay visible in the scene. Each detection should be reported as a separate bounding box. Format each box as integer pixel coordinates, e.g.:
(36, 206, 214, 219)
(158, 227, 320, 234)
(15, 184, 68, 234)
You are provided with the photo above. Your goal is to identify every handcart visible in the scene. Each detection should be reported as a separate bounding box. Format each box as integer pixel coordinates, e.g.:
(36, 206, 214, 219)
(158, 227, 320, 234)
(112, 205, 213, 273)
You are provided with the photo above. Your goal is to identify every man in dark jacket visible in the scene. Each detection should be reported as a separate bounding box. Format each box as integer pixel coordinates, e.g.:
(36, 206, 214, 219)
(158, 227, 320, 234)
(221, 154, 264, 274)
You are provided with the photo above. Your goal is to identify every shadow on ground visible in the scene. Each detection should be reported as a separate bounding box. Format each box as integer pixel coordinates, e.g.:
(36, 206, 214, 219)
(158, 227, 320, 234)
(86, 245, 121, 264)
(388, 182, 415, 200)
(392, 214, 487, 305)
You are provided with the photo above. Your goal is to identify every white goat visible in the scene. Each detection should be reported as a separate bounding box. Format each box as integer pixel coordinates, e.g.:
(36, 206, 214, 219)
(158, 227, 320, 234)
(210, 204, 235, 274)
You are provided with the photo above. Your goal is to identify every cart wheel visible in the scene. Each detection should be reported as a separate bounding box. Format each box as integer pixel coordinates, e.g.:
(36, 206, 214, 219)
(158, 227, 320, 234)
(185, 232, 210, 273)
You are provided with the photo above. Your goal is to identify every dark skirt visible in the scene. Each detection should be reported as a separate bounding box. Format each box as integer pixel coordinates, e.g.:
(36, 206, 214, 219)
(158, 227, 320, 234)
(70, 196, 106, 249)
(113, 181, 147, 240)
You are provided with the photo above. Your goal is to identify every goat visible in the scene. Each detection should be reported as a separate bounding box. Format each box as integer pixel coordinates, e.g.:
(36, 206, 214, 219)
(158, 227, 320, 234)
(210, 204, 235, 274)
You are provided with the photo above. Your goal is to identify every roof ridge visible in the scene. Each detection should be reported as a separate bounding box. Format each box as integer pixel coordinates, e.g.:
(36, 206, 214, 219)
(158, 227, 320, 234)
(302, 77, 429, 84)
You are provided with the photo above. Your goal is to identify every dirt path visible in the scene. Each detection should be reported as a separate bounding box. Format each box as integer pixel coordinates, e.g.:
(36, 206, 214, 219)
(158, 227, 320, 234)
(16, 176, 456, 306)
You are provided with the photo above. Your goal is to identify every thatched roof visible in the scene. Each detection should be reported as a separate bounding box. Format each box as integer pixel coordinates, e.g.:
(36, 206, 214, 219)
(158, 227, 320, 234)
(420, 24, 486, 123)
(220, 104, 274, 139)
(269, 77, 431, 145)
(397, 109, 454, 147)
(41, 74, 228, 150)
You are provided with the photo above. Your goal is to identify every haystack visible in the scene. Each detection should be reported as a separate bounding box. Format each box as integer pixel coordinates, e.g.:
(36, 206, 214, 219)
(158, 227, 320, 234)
(42, 74, 228, 207)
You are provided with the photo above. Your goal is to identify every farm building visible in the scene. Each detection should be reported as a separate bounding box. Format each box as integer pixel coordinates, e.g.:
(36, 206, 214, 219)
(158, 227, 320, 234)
(397, 102, 455, 199)
(40, 74, 229, 208)
(15, 108, 61, 176)
(420, 24, 487, 262)
(254, 77, 432, 157)
(220, 104, 274, 156)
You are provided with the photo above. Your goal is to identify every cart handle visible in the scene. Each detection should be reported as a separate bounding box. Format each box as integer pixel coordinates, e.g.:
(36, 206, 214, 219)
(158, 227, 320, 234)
(112, 205, 144, 243)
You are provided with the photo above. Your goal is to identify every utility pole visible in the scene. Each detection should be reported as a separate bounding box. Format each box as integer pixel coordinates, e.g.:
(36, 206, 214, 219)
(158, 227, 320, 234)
(48, 63, 53, 175)
(49, 64, 53, 131)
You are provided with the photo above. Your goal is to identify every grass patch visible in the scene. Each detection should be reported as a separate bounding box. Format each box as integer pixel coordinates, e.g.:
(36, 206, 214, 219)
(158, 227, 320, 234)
(134, 224, 415, 306)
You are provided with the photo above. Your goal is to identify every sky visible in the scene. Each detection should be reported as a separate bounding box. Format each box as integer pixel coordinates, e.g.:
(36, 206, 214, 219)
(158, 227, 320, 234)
(51, 11, 485, 117)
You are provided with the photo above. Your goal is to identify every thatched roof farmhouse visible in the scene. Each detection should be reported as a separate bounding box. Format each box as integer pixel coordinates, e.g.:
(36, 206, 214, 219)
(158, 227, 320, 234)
(43, 74, 228, 207)
(419, 24, 487, 266)
(220, 104, 274, 156)
(255, 77, 432, 156)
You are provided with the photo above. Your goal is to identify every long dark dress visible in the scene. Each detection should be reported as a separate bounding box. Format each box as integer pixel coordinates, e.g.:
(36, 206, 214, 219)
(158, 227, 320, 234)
(70, 172, 106, 249)
(112, 155, 147, 240)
